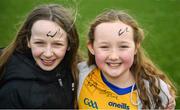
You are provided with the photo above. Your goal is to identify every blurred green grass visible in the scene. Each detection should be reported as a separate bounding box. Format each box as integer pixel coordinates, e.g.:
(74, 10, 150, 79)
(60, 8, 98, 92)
(0, 0, 180, 108)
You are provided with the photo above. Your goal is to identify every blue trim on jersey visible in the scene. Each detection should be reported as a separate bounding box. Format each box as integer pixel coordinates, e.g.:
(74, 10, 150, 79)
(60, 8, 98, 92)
(101, 72, 136, 95)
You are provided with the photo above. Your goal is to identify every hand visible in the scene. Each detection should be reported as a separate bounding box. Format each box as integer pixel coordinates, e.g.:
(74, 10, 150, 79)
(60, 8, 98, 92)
(166, 97, 176, 110)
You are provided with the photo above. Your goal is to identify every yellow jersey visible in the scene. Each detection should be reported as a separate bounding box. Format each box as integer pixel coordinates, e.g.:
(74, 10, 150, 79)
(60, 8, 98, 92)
(78, 67, 138, 110)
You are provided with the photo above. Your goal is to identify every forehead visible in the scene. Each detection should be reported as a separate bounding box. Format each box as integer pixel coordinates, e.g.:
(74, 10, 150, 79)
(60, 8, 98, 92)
(31, 20, 67, 39)
(94, 21, 133, 41)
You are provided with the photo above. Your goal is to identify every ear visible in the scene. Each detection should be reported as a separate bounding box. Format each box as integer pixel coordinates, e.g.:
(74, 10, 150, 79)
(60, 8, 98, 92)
(87, 42, 95, 55)
(67, 46, 70, 51)
(134, 43, 140, 55)
(27, 38, 31, 48)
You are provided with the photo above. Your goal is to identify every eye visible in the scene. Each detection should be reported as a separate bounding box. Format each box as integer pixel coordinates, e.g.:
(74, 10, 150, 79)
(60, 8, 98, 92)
(33, 41, 45, 46)
(53, 43, 65, 47)
(100, 46, 109, 48)
(55, 43, 63, 45)
(120, 45, 129, 48)
(34, 41, 44, 44)
(99, 45, 110, 51)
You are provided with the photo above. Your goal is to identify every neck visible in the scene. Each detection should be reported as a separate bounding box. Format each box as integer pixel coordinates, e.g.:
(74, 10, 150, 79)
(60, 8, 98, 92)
(102, 70, 135, 88)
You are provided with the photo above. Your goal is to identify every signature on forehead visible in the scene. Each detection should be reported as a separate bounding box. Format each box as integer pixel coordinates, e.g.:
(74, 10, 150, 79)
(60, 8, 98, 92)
(46, 29, 63, 38)
(118, 27, 129, 36)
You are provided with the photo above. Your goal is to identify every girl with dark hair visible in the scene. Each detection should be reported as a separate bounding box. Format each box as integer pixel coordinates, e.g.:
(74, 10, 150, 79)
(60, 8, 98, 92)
(0, 4, 79, 108)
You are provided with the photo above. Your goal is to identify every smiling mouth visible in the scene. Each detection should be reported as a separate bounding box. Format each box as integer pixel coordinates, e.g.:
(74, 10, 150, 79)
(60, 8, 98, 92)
(41, 59, 55, 66)
(107, 62, 122, 67)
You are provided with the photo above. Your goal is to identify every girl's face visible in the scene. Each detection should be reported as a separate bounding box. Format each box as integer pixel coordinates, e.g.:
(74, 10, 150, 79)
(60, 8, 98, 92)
(88, 21, 137, 81)
(28, 20, 68, 71)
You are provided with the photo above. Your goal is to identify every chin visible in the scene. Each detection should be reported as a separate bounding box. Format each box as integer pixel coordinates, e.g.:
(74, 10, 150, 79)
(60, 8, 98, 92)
(40, 67, 54, 71)
(39, 64, 57, 71)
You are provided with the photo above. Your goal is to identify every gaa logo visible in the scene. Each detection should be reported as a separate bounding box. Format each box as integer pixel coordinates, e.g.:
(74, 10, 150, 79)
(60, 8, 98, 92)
(84, 98, 98, 109)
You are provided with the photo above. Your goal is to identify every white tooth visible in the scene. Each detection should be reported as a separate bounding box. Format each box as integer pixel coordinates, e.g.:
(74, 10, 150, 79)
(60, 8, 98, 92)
(111, 64, 118, 66)
(43, 60, 53, 63)
(108, 63, 121, 67)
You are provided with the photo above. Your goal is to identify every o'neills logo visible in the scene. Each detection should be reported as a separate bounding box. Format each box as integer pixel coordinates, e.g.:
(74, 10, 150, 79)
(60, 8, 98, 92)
(84, 98, 98, 109)
(108, 102, 129, 110)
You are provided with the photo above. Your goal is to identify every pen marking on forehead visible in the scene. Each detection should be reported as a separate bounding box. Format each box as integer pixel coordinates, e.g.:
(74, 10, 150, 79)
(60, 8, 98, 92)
(118, 27, 129, 36)
(46, 31, 57, 38)
(46, 29, 63, 38)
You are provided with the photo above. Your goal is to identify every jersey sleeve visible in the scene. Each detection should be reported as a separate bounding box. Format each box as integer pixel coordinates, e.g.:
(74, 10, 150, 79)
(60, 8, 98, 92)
(77, 61, 95, 98)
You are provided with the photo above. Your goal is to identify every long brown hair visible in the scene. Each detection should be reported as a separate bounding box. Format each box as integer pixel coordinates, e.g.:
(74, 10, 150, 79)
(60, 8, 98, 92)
(87, 9, 176, 108)
(0, 4, 79, 108)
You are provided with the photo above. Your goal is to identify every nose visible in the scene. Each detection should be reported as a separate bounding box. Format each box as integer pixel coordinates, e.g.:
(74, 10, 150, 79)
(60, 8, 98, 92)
(43, 46, 53, 58)
(109, 49, 119, 60)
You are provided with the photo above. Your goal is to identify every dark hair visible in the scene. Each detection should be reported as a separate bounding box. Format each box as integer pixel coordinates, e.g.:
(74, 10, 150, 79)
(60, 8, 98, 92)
(0, 4, 79, 108)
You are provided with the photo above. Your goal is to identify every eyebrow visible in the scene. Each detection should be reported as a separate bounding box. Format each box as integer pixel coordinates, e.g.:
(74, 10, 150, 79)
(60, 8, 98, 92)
(32, 38, 66, 43)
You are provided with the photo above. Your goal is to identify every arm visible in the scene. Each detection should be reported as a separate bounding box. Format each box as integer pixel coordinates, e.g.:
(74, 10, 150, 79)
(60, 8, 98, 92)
(0, 82, 24, 108)
(0, 79, 31, 108)
(159, 79, 176, 109)
(166, 86, 176, 110)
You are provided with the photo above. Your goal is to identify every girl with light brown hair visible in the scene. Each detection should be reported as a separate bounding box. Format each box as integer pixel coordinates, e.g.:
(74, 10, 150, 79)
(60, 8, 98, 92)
(78, 9, 176, 109)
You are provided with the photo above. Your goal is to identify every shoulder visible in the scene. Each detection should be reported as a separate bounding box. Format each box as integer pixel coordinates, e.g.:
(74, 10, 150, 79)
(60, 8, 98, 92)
(78, 61, 96, 82)
(78, 61, 95, 75)
(159, 79, 170, 93)
(158, 79, 171, 97)
(77, 61, 95, 98)
(6, 51, 27, 67)
(3, 52, 36, 81)
(158, 79, 172, 107)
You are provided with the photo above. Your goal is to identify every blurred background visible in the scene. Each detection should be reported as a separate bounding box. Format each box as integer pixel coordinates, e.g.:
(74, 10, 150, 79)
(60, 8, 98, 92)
(0, 0, 179, 108)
